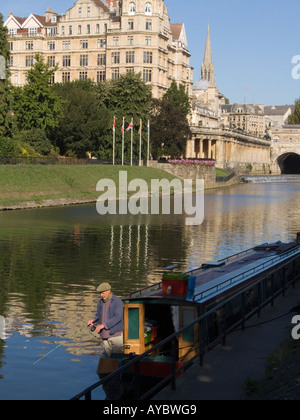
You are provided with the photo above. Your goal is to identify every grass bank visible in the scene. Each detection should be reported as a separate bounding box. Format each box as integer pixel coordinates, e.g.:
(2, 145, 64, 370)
(0, 165, 178, 210)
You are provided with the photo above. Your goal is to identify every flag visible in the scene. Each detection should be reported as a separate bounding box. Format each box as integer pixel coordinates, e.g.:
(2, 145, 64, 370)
(146, 120, 150, 134)
(138, 120, 142, 135)
(113, 116, 116, 132)
(126, 121, 133, 131)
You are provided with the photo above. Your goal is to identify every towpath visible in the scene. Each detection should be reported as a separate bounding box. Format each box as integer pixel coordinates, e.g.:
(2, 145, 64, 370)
(154, 283, 300, 400)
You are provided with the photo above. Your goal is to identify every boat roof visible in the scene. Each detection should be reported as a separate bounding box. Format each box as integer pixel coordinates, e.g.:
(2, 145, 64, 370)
(127, 240, 300, 305)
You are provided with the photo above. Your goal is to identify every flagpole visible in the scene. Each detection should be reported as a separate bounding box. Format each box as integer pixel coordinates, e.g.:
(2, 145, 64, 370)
(139, 119, 142, 167)
(130, 118, 133, 167)
(122, 117, 125, 166)
(147, 119, 150, 167)
(113, 116, 115, 166)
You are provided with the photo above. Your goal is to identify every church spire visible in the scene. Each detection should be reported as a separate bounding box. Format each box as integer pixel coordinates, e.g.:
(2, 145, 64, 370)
(201, 25, 215, 86)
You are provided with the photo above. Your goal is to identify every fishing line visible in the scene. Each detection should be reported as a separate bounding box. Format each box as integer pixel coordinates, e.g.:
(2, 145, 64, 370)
(33, 319, 99, 366)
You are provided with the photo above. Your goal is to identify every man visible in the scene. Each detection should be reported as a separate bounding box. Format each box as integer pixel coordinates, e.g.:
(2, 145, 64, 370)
(88, 283, 124, 357)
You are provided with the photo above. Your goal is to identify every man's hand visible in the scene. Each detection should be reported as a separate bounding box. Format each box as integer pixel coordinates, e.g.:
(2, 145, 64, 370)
(88, 319, 96, 327)
(95, 324, 105, 333)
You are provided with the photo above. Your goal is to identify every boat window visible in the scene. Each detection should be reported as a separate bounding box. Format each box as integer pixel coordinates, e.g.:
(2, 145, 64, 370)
(128, 307, 140, 339)
(182, 308, 195, 343)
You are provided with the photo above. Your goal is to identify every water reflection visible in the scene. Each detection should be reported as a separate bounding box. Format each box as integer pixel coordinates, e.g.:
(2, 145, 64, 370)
(1, 181, 300, 399)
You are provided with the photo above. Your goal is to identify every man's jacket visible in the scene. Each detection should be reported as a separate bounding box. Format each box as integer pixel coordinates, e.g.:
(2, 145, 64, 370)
(95, 294, 124, 336)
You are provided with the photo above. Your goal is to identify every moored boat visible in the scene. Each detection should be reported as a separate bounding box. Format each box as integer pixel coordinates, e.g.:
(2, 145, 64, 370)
(75, 233, 300, 400)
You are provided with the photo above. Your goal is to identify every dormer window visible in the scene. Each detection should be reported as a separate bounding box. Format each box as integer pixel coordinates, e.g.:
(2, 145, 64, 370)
(145, 2, 152, 15)
(129, 2, 136, 15)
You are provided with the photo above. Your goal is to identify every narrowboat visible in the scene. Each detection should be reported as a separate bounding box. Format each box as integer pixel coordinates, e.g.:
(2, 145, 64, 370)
(94, 234, 300, 399)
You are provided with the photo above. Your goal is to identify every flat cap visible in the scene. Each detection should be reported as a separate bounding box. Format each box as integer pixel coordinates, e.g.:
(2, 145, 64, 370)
(97, 282, 111, 293)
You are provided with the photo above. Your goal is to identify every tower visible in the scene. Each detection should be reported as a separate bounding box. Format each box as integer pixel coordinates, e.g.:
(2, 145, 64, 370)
(201, 25, 215, 86)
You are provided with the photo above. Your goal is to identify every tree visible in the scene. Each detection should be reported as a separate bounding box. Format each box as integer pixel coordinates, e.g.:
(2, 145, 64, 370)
(150, 82, 191, 158)
(95, 72, 152, 161)
(162, 80, 191, 117)
(150, 97, 191, 158)
(0, 13, 14, 139)
(12, 54, 63, 133)
(289, 98, 300, 124)
(51, 79, 111, 158)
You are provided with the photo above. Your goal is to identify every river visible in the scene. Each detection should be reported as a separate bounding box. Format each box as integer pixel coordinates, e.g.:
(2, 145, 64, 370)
(1, 178, 300, 400)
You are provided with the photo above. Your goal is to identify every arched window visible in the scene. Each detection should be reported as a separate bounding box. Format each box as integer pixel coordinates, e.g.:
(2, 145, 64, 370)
(129, 2, 136, 14)
(145, 2, 152, 15)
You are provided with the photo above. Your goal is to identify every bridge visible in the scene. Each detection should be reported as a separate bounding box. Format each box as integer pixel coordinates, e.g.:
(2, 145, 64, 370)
(186, 127, 271, 173)
(269, 125, 300, 174)
(186, 125, 300, 174)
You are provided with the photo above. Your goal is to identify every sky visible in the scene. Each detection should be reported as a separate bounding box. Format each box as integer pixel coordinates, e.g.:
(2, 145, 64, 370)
(1, 0, 300, 106)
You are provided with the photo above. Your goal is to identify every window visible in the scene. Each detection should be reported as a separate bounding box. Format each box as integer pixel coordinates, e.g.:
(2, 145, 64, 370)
(80, 40, 88, 49)
(25, 55, 34, 67)
(48, 27, 57, 35)
(80, 54, 88, 66)
(145, 2, 152, 14)
(69, 26, 73, 35)
(48, 56, 55, 68)
(87, 24, 90, 34)
(87, 7, 90, 17)
(126, 51, 135, 64)
(143, 51, 153, 64)
(146, 19, 152, 30)
(79, 71, 88, 80)
(8, 56, 13, 67)
(61, 26, 65, 35)
(26, 41, 34, 50)
(112, 69, 120, 80)
(9, 28, 17, 35)
(48, 41, 55, 51)
(113, 37, 119, 46)
(63, 40, 71, 50)
(96, 24, 100, 33)
(78, 7, 82, 18)
(128, 36, 134, 45)
(112, 52, 120, 64)
(129, 2, 136, 14)
(128, 19, 134, 30)
(29, 27, 37, 34)
(97, 53, 106, 66)
(143, 68, 152, 82)
(63, 55, 71, 67)
(97, 71, 106, 83)
(78, 25, 82, 34)
(98, 39, 106, 48)
(145, 36, 151, 46)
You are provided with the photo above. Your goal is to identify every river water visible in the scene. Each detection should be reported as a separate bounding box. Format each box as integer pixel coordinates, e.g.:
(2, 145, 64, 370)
(1, 177, 300, 400)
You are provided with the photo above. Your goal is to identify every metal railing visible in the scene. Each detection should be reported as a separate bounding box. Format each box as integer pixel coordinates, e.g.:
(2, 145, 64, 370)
(71, 254, 300, 401)
(0, 156, 139, 166)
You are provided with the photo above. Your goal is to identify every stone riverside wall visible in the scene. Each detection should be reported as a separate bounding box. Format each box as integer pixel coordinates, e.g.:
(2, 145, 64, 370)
(148, 162, 240, 189)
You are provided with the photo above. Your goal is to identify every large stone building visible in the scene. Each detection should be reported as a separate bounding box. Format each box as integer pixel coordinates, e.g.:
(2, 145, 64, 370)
(4, 0, 193, 99)
(220, 103, 265, 137)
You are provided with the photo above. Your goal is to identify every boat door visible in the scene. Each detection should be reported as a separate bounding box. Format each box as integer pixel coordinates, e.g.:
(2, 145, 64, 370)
(123, 303, 146, 355)
(178, 306, 198, 362)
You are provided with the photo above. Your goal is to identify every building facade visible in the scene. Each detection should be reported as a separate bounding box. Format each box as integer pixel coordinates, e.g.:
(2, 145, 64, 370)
(4, 0, 193, 99)
(220, 104, 265, 137)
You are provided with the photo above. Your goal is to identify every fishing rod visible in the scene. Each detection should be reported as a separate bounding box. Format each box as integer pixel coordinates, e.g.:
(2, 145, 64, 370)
(33, 319, 99, 366)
